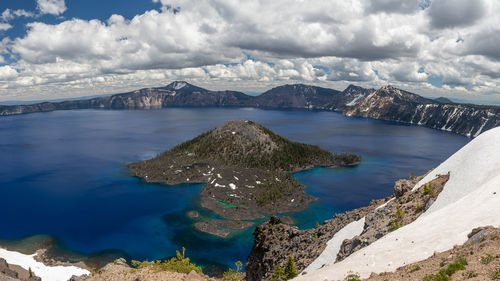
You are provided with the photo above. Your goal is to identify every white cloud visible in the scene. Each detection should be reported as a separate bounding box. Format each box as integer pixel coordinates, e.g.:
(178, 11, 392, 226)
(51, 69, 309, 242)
(1, 9, 34, 22)
(37, 0, 67, 16)
(0, 66, 18, 80)
(0, 0, 498, 103)
(0, 23, 12, 31)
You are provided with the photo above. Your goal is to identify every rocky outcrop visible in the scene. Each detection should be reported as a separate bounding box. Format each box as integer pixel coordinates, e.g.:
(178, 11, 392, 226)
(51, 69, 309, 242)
(0, 258, 41, 281)
(335, 173, 449, 262)
(245, 198, 389, 281)
(245, 171, 450, 281)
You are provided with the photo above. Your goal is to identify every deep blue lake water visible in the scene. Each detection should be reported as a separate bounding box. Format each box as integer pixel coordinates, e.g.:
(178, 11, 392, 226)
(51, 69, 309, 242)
(0, 108, 469, 272)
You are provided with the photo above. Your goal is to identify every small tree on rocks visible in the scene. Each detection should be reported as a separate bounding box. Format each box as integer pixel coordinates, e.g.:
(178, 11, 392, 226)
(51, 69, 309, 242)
(284, 256, 298, 279)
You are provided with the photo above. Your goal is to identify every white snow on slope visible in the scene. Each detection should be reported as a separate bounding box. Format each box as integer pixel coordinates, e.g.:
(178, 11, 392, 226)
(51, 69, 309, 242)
(301, 218, 365, 274)
(0, 248, 89, 281)
(294, 127, 500, 281)
(346, 94, 365, 106)
(172, 81, 187, 90)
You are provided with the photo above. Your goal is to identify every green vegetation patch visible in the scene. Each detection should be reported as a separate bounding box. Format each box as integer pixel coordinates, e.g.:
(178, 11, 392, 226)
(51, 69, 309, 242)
(131, 247, 202, 274)
(481, 254, 495, 264)
(423, 257, 467, 281)
(271, 256, 299, 281)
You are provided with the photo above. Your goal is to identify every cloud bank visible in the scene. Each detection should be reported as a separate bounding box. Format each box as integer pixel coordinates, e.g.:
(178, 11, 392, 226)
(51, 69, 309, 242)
(0, 0, 499, 103)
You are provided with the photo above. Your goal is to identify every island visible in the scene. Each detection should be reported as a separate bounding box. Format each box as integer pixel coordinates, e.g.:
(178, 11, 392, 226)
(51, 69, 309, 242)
(128, 120, 361, 237)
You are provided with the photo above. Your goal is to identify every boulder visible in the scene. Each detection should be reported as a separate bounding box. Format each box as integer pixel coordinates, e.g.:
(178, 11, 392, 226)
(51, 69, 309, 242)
(393, 179, 413, 197)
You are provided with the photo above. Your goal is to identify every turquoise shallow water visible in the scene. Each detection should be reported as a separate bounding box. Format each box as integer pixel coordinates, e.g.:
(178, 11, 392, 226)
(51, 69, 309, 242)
(0, 107, 469, 272)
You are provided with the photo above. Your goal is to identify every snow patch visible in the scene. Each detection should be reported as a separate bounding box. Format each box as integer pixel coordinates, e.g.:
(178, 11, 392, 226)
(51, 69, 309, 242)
(229, 183, 237, 190)
(0, 248, 89, 281)
(301, 218, 366, 275)
(172, 81, 187, 90)
(346, 94, 365, 106)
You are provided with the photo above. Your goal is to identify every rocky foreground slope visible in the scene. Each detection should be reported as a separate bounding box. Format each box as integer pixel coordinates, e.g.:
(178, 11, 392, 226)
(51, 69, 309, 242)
(1, 82, 498, 137)
(286, 126, 500, 280)
(129, 120, 360, 237)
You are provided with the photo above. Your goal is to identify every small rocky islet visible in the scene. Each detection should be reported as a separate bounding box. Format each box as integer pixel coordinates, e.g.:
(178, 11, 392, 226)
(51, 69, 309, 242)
(128, 120, 361, 237)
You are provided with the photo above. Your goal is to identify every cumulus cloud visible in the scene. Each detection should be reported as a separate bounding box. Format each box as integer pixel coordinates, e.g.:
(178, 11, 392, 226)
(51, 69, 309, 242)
(1, 9, 35, 22)
(37, 0, 67, 16)
(0, 66, 18, 80)
(0, 0, 499, 103)
(428, 0, 486, 29)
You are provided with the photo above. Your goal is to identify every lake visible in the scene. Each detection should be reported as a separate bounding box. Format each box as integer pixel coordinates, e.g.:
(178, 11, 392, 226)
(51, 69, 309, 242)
(0, 107, 469, 273)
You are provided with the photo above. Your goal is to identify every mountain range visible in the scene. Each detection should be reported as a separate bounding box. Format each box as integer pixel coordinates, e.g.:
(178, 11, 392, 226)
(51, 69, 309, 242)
(1, 81, 498, 137)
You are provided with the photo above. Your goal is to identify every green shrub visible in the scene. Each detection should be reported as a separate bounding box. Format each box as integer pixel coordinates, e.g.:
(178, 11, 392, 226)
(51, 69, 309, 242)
(462, 270, 478, 278)
(424, 183, 435, 196)
(481, 254, 495, 264)
(423, 257, 467, 281)
(442, 257, 467, 276)
(415, 204, 423, 212)
(344, 273, 361, 281)
(131, 247, 202, 274)
(409, 265, 421, 273)
(222, 261, 245, 281)
(491, 269, 500, 280)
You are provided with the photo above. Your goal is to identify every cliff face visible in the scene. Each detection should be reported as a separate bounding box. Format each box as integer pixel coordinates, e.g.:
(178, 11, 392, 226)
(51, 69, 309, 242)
(1, 81, 499, 137)
(344, 86, 500, 137)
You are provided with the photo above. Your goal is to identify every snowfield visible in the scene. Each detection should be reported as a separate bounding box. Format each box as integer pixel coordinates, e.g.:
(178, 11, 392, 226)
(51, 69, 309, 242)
(302, 218, 365, 274)
(0, 248, 90, 281)
(294, 127, 500, 281)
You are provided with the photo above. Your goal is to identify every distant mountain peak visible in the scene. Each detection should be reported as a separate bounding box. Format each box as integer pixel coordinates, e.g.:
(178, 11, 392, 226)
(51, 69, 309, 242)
(164, 81, 208, 92)
(170, 81, 188, 90)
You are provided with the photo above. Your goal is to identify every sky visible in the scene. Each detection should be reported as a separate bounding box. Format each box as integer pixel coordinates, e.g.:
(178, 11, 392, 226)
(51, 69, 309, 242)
(0, 0, 499, 104)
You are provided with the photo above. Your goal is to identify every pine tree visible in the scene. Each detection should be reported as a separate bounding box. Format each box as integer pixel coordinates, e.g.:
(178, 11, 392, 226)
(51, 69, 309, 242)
(271, 262, 285, 281)
(284, 256, 298, 279)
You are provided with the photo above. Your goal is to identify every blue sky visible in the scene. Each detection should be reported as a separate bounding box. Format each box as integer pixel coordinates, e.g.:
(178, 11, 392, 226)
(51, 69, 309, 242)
(0, 0, 499, 104)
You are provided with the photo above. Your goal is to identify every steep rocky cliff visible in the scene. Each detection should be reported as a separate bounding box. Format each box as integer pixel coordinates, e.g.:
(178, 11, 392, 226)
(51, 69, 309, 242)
(344, 85, 500, 137)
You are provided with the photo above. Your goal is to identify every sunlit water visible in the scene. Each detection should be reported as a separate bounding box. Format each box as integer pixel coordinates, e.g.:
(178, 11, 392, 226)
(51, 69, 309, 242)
(0, 108, 469, 272)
